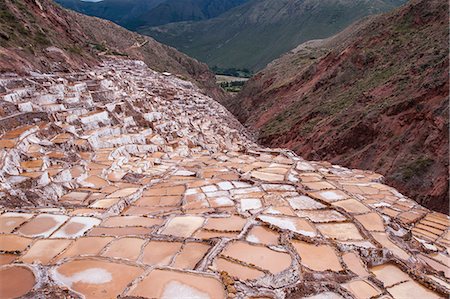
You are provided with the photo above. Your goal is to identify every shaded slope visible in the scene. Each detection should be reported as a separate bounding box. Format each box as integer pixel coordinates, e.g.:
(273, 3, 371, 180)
(141, 0, 406, 71)
(228, 0, 449, 213)
(0, 0, 225, 101)
(134, 0, 249, 28)
(53, 0, 164, 29)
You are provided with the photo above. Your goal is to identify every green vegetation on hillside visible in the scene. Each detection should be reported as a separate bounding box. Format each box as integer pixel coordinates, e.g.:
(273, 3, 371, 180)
(140, 0, 407, 71)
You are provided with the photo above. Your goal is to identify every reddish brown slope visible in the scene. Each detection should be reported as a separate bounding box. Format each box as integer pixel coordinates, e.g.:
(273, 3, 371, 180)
(228, 0, 449, 213)
(0, 0, 225, 101)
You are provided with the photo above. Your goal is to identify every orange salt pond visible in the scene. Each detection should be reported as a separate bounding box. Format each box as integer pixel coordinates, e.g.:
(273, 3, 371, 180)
(0, 265, 36, 298)
(221, 241, 292, 274)
(291, 241, 342, 272)
(128, 269, 226, 298)
(53, 259, 143, 299)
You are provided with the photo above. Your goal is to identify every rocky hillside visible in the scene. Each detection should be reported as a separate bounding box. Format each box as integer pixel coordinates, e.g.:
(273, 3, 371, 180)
(227, 0, 449, 213)
(141, 0, 406, 71)
(0, 0, 225, 101)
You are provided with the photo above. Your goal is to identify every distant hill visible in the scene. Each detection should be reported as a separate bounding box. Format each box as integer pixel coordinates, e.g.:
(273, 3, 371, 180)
(140, 0, 407, 71)
(226, 0, 449, 212)
(134, 0, 249, 28)
(0, 0, 225, 101)
(54, 0, 248, 30)
(54, 0, 165, 29)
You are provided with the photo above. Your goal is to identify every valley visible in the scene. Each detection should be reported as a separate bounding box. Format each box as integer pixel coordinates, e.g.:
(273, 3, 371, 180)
(0, 0, 448, 298)
(227, 0, 449, 214)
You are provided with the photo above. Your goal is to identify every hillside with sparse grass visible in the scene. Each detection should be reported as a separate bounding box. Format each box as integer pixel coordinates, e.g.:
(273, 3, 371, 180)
(227, 0, 449, 213)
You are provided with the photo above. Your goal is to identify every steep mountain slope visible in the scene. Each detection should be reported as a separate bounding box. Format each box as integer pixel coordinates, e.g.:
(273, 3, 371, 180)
(227, 0, 449, 213)
(53, 0, 165, 29)
(141, 0, 406, 71)
(0, 0, 225, 101)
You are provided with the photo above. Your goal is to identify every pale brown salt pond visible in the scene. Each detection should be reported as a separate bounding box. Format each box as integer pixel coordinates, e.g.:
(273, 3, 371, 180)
(203, 215, 247, 231)
(355, 212, 385, 232)
(0, 265, 35, 298)
(316, 222, 363, 240)
(332, 198, 370, 214)
(102, 237, 145, 260)
(173, 242, 210, 269)
(370, 264, 411, 287)
(51, 216, 101, 238)
(308, 190, 348, 202)
(161, 216, 205, 237)
(53, 259, 143, 299)
(0, 234, 33, 252)
(128, 269, 226, 298)
(342, 279, 382, 299)
(295, 209, 347, 223)
(194, 230, 239, 239)
(246, 225, 279, 245)
(20, 239, 72, 264)
(342, 252, 368, 277)
(214, 257, 265, 280)
(141, 241, 182, 265)
(387, 280, 442, 299)
(302, 181, 336, 190)
(56, 237, 113, 261)
(221, 241, 292, 273)
(372, 232, 410, 260)
(0, 254, 17, 265)
(258, 215, 317, 237)
(305, 292, 345, 299)
(0, 212, 34, 233)
(88, 226, 154, 236)
(101, 215, 163, 227)
(17, 214, 69, 237)
(291, 240, 342, 272)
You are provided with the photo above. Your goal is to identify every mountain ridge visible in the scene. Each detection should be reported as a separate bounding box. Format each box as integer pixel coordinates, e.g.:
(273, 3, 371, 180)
(226, 0, 449, 213)
(141, 0, 407, 71)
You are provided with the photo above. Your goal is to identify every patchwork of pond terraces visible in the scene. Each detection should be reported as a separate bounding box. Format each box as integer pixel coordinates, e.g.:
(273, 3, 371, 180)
(0, 59, 448, 299)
